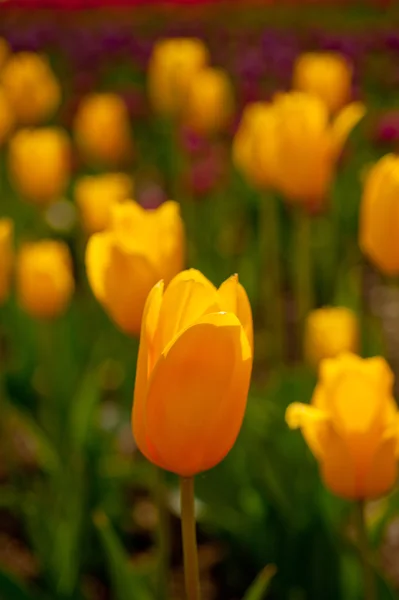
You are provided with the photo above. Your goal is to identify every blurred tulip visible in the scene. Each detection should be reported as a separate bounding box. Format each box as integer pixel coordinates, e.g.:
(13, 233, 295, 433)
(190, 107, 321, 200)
(304, 307, 359, 368)
(1, 52, 60, 125)
(0, 38, 10, 72)
(75, 173, 133, 234)
(360, 154, 399, 275)
(16, 240, 74, 319)
(184, 67, 234, 135)
(9, 128, 71, 206)
(293, 52, 353, 114)
(74, 93, 132, 167)
(286, 353, 399, 499)
(132, 269, 253, 476)
(0, 89, 14, 145)
(86, 200, 185, 336)
(270, 92, 365, 212)
(0, 219, 14, 305)
(148, 38, 209, 117)
(233, 102, 278, 190)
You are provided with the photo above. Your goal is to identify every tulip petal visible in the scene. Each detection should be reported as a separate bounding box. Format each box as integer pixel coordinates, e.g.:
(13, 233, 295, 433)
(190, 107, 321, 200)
(331, 101, 366, 157)
(364, 436, 397, 499)
(132, 280, 165, 462)
(85, 232, 112, 303)
(320, 425, 356, 499)
(144, 311, 251, 476)
(285, 402, 329, 459)
(155, 269, 220, 352)
(218, 274, 254, 353)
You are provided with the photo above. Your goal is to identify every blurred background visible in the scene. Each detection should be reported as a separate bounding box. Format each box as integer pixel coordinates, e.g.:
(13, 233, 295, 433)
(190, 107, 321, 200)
(1, 1, 399, 599)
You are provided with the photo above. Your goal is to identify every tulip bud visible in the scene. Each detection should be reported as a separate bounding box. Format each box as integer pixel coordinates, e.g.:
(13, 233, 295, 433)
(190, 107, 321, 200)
(270, 92, 365, 212)
(1, 52, 60, 125)
(75, 173, 133, 234)
(73, 93, 132, 167)
(16, 240, 74, 319)
(0, 38, 10, 72)
(8, 128, 71, 206)
(0, 89, 14, 146)
(184, 67, 233, 135)
(286, 353, 399, 500)
(86, 200, 185, 336)
(360, 153, 399, 275)
(0, 219, 14, 305)
(304, 307, 359, 368)
(132, 269, 253, 476)
(293, 52, 353, 114)
(148, 38, 209, 117)
(233, 102, 278, 190)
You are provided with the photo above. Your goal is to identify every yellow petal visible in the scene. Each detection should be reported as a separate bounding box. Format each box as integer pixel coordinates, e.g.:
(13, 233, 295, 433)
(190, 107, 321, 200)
(144, 311, 251, 475)
(218, 274, 253, 354)
(285, 402, 329, 459)
(320, 425, 357, 499)
(154, 268, 220, 353)
(331, 101, 366, 156)
(132, 280, 164, 462)
(364, 436, 397, 499)
(85, 232, 112, 303)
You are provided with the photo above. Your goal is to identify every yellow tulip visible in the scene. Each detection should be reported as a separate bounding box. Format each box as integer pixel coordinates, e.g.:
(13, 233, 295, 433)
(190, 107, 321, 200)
(86, 200, 185, 336)
(0, 38, 10, 72)
(148, 38, 209, 116)
(8, 128, 71, 206)
(0, 89, 14, 146)
(74, 93, 132, 167)
(75, 173, 133, 234)
(132, 269, 253, 476)
(184, 67, 233, 134)
(233, 102, 278, 190)
(0, 219, 14, 305)
(270, 92, 365, 211)
(293, 52, 353, 114)
(1, 52, 60, 125)
(304, 307, 359, 368)
(16, 240, 74, 319)
(286, 353, 399, 500)
(359, 154, 399, 275)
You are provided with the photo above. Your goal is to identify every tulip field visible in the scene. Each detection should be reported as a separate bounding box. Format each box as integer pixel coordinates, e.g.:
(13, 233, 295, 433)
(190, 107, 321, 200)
(2, 3, 399, 600)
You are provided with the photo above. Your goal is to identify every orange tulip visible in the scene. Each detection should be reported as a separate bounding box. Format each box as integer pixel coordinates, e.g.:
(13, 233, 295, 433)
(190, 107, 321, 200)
(86, 200, 185, 336)
(0, 38, 10, 72)
(132, 269, 253, 476)
(16, 240, 74, 319)
(184, 67, 233, 135)
(148, 38, 209, 117)
(304, 307, 359, 368)
(286, 353, 399, 500)
(8, 127, 71, 206)
(360, 154, 399, 275)
(73, 93, 132, 167)
(0, 89, 14, 146)
(0, 219, 14, 305)
(1, 52, 60, 125)
(293, 52, 353, 114)
(75, 173, 133, 234)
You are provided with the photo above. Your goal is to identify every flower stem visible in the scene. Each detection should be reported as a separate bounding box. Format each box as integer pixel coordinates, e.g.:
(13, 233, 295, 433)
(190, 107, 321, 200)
(154, 467, 170, 600)
(354, 500, 376, 600)
(259, 192, 285, 366)
(293, 208, 314, 356)
(180, 477, 201, 600)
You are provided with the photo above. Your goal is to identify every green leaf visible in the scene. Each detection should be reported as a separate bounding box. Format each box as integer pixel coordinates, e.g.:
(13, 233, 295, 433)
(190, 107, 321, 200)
(0, 568, 41, 600)
(69, 369, 101, 450)
(6, 403, 60, 474)
(93, 510, 152, 600)
(242, 565, 277, 600)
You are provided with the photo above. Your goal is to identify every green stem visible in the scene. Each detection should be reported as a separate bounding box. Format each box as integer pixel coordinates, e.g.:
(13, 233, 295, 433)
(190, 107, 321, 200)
(354, 500, 376, 600)
(180, 477, 201, 600)
(293, 209, 314, 357)
(154, 467, 170, 600)
(259, 193, 285, 366)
